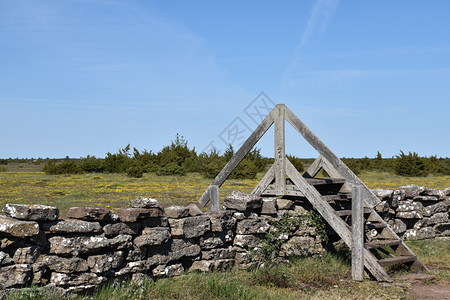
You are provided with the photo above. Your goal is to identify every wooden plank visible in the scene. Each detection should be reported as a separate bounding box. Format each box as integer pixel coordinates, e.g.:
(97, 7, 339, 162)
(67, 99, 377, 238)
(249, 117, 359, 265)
(285, 159, 392, 281)
(252, 163, 276, 196)
(274, 105, 286, 195)
(283, 104, 381, 208)
(210, 185, 220, 212)
(364, 207, 428, 272)
(335, 207, 371, 217)
(285, 159, 352, 245)
(261, 184, 304, 196)
(320, 156, 352, 193)
(198, 107, 276, 207)
(378, 255, 416, 267)
(352, 185, 364, 281)
(364, 239, 401, 249)
(303, 155, 323, 178)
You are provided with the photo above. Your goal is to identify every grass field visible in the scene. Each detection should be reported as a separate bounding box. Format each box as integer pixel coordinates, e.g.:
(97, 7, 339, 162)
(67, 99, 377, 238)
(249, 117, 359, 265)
(1, 167, 449, 216)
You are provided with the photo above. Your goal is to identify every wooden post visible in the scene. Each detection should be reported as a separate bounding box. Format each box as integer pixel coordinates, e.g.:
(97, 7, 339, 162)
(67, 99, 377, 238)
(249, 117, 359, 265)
(274, 105, 286, 195)
(210, 185, 220, 212)
(352, 185, 364, 281)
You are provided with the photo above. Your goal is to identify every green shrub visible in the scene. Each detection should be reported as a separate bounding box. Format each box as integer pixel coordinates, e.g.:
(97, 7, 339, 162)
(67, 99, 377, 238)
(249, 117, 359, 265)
(126, 164, 144, 178)
(287, 155, 304, 172)
(341, 158, 361, 175)
(0, 166, 6, 172)
(42, 161, 83, 175)
(230, 158, 259, 179)
(394, 151, 427, 177)
(156, 162, 186, 176)
(0, 159, 8, 165)
(155, 134, 197, 176)
(436, 158, 450, 175)
(79, 155, 104, 173)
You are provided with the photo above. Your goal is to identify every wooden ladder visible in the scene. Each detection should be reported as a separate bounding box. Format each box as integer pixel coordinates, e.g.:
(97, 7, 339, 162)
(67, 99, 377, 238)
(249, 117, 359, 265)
(257, 157, 427, 282)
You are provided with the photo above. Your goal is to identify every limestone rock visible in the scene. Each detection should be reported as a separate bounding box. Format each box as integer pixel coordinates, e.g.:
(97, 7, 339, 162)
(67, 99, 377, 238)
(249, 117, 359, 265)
(0, 264, 32, 289)
(130, 196, 159, 208)
(261, 198, 277, 215)
(279, 236, 324, 257)
(49, 236, 110, 256)
(0, 215, 39, 237)
(433, 222, 450, 236)
(404, 227, 435, 240)
(428, 212, 448, 225)
(188, 203, 203, 216)
(110, 234, 133, 250)
(206, 210, 236, 232)
(13, 246, 40, 264)
(42, 219, 102, 233)
(236, 218, 269, 234)
(67, 207, 112, 221)
(152, 263, 184, 277)
(399, 185, 425, 198)
(134, 227, 171, 247)
(233, 234, 260, 249)
(396, 201, 423, 219)
(189, 259, 232, 272)
(388, 219, 407, 234)
(31, 262, 47, 285)
(223, 191, 262, 211)
(0, 251, 12, 266)
(424, 202, 448, 217)
(201, 246, 235, 260)
(413, 196, 439, 202)
(87, 251, 124, 273)
(170, 239, 201, 259)
(50, 272, 105, 287)
(169, 215, 210, 238)
(2, 204, 59, 221)
(200, 231, 233, 249)
(43, 256, 88, 273)
(164, 206, 189, 219)
(372, 189, 393, 200)
(103, 222, 141, 237)
(117, 207, 163, 222)
(276, 199, 294, 210)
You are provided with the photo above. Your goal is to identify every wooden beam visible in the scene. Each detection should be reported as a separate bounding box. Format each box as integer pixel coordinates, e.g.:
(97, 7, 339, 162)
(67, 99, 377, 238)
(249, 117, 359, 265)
(283, 104, 381, 208)
(352, 185, 364, 281)
(320, 156, 351, 193)
(198, 106, 276, 207)
(274, 105, 286, 195)
(303, 155, 323, 178)
(210, 185, 220, 212)
(285, 159, 392, 282)
(251, 163, 276, 196)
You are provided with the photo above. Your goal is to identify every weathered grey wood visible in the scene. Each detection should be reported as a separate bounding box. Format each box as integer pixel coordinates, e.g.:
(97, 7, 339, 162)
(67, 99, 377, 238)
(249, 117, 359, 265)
(364, 239, 401, 249)
(198, 108, 275, 207)
(285, 159, 352, 245)
(377, 256, 416, 267)
(303, 155, 323, 178)
(352, 185, 364, 281)
(252, 163, 276, 196)
(334, 207, 371, 217)
(261, 184, 304, 196)
(210, 185, 220, 212)
(364, 207, 428, 272)
(320, 156, 352, 193)
(286, 159, 391, 282)
(274, 105, 286, 195)
(283, 104, 381, 208)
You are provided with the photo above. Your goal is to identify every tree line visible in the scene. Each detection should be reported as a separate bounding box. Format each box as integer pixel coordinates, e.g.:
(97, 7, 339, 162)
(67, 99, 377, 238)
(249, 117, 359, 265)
(1, 135, 449, 178)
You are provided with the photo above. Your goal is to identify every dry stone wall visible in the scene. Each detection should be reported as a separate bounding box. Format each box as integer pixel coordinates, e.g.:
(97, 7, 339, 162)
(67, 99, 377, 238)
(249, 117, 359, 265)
(0, 184, 449, 296)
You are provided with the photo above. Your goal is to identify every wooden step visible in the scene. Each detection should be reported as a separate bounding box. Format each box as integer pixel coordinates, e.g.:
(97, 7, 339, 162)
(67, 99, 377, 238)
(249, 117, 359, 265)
(335, 207, 371, 217)
(321, 193, 352, 202)
(365, 222, 387, 230)
(365, 239, 401, 249)
(304, 177, 346, 186)
(378, 255, 417, 267)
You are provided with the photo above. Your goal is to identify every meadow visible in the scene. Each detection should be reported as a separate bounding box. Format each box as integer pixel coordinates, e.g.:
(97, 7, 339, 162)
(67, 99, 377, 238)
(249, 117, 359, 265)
(0, 163, 449, 216)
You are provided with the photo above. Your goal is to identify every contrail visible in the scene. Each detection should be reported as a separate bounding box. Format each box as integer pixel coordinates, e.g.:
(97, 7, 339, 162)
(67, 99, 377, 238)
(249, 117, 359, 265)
(284, 0, 339, 80)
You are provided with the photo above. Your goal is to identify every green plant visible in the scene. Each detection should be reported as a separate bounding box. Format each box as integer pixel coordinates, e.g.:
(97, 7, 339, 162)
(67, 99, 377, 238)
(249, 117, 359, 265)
(257, 211, 328, 266)
(79, 155, 105, 173)
(126, 164, 144, 178)
(394, 150, 427, 177)
(287, 155, 304, 172)
(0, 159, 8, 165)
(0, 166, 6, 172)
(42, 161, 83, 175)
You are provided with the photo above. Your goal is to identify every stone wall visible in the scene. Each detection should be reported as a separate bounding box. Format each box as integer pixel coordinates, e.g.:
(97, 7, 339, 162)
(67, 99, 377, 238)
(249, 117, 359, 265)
(372, 185, 450, 239)
(0, 185, 448, 296)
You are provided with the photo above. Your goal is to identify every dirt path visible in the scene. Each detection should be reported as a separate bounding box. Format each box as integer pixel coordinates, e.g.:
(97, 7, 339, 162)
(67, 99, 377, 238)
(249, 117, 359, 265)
(395, 273, 450, 299)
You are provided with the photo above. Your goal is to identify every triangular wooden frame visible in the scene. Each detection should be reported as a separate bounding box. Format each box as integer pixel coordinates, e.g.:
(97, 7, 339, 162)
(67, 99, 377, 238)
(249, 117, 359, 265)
(198, 104, 380, 211)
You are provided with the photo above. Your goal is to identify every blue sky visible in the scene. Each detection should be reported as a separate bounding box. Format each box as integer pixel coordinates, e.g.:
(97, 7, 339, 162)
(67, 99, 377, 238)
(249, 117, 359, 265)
(1, 0, 449, 159)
